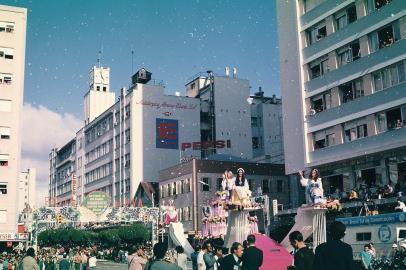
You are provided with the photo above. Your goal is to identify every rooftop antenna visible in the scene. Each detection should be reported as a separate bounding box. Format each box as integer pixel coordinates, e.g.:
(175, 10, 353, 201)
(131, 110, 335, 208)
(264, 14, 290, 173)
(131, 50, 134, 74)
(97, 45, 104, 68)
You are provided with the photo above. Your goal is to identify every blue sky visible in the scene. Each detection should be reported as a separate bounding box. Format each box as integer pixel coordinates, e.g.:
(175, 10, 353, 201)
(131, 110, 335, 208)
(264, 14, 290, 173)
(4, 0, 280, 118)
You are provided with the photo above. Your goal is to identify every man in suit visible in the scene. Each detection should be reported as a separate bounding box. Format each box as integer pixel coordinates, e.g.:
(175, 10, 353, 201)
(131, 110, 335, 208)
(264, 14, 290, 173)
(219, 242, 243, 270)
(314, 221, 355, 270)
(242, 235, 263, 270)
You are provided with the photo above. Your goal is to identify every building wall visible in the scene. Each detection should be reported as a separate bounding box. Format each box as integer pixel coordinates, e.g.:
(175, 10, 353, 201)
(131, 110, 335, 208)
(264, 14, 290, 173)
(278, 0, 406, 185)
(0, 5, 26, 234)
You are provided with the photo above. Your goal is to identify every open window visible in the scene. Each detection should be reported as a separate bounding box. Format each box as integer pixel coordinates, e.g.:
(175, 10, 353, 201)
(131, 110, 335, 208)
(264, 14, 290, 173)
(310, 91, 331, 113)
(0, 183, 7, 195)
(337, 41, 361, 67)
(369, 21, 400, 52)
(0, 154, 9, 166)
(340, 78, 364, 103)
(335, 4, 357, 31)
(309, 55, 329, 79)
(306, 21, 327, 46)
(370, 0, 393, 10)
(373, 62, 405, 92)
(344, 122, 368, 142)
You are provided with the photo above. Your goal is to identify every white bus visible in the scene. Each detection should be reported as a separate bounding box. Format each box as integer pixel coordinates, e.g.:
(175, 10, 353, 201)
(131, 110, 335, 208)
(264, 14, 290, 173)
(336, 212, 406, 260)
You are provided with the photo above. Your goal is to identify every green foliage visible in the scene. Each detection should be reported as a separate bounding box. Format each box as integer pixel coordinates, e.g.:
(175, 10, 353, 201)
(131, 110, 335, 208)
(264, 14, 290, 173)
(38, 223, 150, 248)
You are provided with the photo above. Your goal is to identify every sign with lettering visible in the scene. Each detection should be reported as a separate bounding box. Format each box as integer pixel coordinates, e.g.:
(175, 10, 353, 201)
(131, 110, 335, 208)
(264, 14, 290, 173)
(156, 118, 179, 149)
(0, 233, 28, 241)
(82, 191, 110, 216)
(137, 100, 198, 110)
(181, 140, 231, 151)
(337, 212, 406, 227)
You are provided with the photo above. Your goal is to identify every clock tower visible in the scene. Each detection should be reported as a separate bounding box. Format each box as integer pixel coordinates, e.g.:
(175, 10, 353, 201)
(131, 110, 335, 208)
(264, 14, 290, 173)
(84, 66, 115, 124)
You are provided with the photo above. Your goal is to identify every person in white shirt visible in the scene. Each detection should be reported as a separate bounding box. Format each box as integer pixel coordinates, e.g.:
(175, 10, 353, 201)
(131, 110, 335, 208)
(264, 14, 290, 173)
(175, 246, 188, 270)
(88, 254, 97, 270)
(395, 198, 406, 212)
(197, 245, 207, 270)
(213, 247, 223, 270)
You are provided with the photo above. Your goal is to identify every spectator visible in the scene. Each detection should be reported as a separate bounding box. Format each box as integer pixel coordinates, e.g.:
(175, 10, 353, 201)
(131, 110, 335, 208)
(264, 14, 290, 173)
(144, 243, 181, 270)
(384, 184, 394, 197)
(242, 235, 263, 270)
(213, 247, 223, 270)
(314, 221, 355, 270)
(191, 245, 201, 270)
(88, 253, 96, 270)
(197, 243, 207, 270)
(219, 242, 243, 270)
(368, 243, 376, 258)
(81, 252, 88, 270)
(288, 231, 314, 270)
(59, 254, 70, 270)
(128, 246, 148, 270)
(175, 246, 187, 270)
(349, 189, 358, 201)
(22, 248, 39, 270)
(203, 242, 215, 270)
(360, 244, 372, 270)
(73, 253, 81, 270)
(388, 243, 398, 259)
(395, 198, 406, 212)
(44, 256, 55, 270)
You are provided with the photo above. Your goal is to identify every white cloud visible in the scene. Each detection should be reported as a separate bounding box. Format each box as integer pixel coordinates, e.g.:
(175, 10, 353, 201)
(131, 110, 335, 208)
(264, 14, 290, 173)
(21, 103, 82, 207)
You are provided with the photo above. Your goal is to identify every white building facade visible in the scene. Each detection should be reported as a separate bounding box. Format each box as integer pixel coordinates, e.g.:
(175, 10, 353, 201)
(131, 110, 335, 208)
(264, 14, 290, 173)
(0, 5, 27, 235)
(277, 0, 406, 195)
(18, 168, 36, 212)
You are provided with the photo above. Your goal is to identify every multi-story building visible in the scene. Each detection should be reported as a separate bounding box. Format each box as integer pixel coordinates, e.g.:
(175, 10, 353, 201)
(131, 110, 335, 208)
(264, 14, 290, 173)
(277, 0, 406, 196)
(49, 67, 201, 206)
(49, 66, 286, 209)
(0, 5, 27, 235)
(250, 88, 284, 164)
(18, 168, 36, 212)
(158, 158, 289, 233)
(185, 70, 253, 159)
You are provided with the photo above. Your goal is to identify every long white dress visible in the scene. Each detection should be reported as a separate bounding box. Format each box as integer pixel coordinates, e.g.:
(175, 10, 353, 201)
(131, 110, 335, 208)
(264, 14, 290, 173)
(300, 177, 324, 204)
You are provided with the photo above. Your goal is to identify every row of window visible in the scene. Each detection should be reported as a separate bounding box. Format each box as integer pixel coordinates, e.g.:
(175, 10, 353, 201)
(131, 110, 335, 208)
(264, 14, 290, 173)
(85, 139, 113, 165)
(85, 162, 113, 184)
(160, 179, 192, 198)
(0, 127, 10, 140)
(310, 61, 405, 114)
(85, 115, 114, 144)
(0, 22, 14, 33)
(178, 207, 192, 222)
(313, 106, 406, 150)
(304, 0, 393, 46)
(0, 48, 14, 60)
(0, 74, 12, 85)
(308, 20, 401, 81)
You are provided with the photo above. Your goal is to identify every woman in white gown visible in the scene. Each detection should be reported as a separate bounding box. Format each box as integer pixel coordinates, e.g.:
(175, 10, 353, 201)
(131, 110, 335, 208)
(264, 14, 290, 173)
(299, 168, 325, 205)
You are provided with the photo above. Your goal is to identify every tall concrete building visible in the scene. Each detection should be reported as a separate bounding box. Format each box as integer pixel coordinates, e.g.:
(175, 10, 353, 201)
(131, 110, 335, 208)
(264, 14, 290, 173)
(277, 0, 406, 195)
(18, 168, 36, 212)
(0, 5, 27, 235)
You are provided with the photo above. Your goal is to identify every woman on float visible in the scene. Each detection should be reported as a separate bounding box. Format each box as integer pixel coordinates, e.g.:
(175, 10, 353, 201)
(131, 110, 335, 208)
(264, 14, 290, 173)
(231, 168, 252, 208)
(299, 168, 325, 205)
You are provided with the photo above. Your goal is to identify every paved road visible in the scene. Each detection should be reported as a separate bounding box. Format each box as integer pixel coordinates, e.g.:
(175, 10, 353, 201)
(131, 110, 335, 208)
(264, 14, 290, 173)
(97, 259, 192, 270)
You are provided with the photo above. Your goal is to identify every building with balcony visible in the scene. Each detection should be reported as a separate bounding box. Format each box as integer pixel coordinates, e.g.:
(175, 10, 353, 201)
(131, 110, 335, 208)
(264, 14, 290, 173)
(0, 5, 27, 235)
(277, 0, 406, 197)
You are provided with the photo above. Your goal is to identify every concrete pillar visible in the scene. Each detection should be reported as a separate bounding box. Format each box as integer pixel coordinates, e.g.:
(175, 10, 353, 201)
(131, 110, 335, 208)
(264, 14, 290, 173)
(289, 175, 300, 208)
(305, 98, 312, 115)
(300, 31, 308, 49)
(359, 35, 370, 57)
(325, 15, 335, 36)
(297, 0, 305, 16)
(331, 87, 341, 107)
(380, 159, 389, 186)
(363, 74, 374, 95)
(366, 114, 377, 136)
(333, 124, 343, 145)
(307, 132, 314, 152)
(328, 51, 338, 71)
(399, 16, 406, 39)
(355, 0, 367, 19)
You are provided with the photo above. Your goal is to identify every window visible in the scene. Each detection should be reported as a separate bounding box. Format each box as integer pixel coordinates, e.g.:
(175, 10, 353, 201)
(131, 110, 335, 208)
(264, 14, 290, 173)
(248, 179, 253, 190)
(373, 62, 405, 92)
(307, 21, 327, 45)
(376, 108, 403, 132)
(201, 177, 210, 192)
(335, 4, 357, 31)
(345, 124, 368, 142)
(216, 178, 223, 191)
(277, 180, 283, 193)
(399, 230, 406, 239)
(0, 155, 9, 167)
(262, 179, 269, 194)
(96, 86, 100, 91)
(191, 82, 195, 89)
(0, 183, 6, 194)
(0, 161, 8, 166)
(252, 137, 259, 149)
(326, 133, 335, 146)
(337, 41, 360, 67)
(311, 92, 331, 113)
(356, 232, 372, 241)
(103, 87, 107, 92)
(369, 22, 400, 53)
(309, 55, 329, 79)
(0, 22, 15, 33)
(314, 138, 326, 149)
(0, 127, 10, 139)
(340, 78, 364, 103)
(367, 0, 392, 12)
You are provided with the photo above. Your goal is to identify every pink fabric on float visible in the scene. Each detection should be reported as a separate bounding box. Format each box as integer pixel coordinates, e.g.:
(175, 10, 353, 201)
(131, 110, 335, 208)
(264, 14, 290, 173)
(253, 233, 293, 270)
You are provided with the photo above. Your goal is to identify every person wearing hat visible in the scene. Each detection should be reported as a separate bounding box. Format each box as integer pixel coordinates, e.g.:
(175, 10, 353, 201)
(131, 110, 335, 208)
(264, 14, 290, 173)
(388, 243, 398, 259)
(314, 221, 355, 270)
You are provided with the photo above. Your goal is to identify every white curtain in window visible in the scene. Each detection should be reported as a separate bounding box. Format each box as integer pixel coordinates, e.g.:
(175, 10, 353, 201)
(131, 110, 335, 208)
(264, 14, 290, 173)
(369, 32, 379, 53)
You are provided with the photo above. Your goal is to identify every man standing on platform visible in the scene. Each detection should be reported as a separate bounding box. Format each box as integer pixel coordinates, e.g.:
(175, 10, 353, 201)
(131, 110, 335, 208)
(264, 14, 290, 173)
(219, 242, 243, 270)
(242, 235, 263, 270)
(314, 221, 355, 270)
